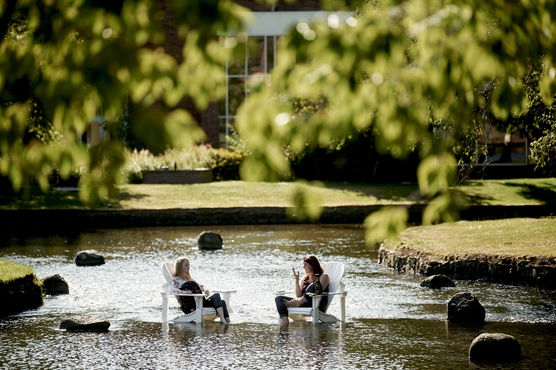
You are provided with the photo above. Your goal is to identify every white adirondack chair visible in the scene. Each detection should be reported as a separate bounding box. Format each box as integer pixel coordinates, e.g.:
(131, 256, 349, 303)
(160, 262, 236, 324)
(276, 261, 347, 324)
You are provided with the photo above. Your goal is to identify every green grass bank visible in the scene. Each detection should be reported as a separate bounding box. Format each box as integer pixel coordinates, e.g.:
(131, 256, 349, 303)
(0, 179, 554, 235)
(0, 259, 43, 317)
(379, 217, 556, 288)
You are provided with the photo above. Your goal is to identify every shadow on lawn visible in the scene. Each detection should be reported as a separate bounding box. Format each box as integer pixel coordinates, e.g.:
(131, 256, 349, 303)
(505, 182, 556, 205)
(109, 190, 149, 208)
(454, 180, 556, 206)
(0, 188, 84, 209)
(323, 182, 420, 202)
(458, 181, 496, 205)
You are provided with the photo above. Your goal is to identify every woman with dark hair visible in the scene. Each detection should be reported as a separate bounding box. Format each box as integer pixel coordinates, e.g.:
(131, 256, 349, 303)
(274, 255, 330, 329)
(173, 257, 230, 324)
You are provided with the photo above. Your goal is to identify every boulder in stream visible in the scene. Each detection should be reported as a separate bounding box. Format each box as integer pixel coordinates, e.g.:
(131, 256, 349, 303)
(420, 274, 456, 288)
(197, 231, 223, 250)
(41, 274, 69, 295)
(75, 250, 105, 266)
(469, 332, 521, 363)
(60, 318, 110, 332)
(447, 292, 485, 324)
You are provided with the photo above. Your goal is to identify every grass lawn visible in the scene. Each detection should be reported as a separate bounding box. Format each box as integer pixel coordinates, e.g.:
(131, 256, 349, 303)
(388, 217, 556, 257)
(0, 259, 34, 283)
(457, 178, 556, 205)
(115, 181, 418, 209)
(0, 178, 554, 209)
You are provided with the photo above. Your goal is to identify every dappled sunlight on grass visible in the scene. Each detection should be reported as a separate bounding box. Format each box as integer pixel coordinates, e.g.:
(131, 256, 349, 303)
(115, 181, 417, 209)
(456, 178, 556, 205)
(0, 178, 554, 209)
(391, 217, 556, 257)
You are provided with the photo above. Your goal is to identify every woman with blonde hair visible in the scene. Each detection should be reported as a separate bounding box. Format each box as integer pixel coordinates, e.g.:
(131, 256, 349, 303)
(173, 257, 230, 323)
(274, 255, 330, 329)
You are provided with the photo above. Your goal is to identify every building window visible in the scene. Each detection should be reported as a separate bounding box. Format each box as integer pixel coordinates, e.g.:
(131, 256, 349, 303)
(216, 10, 351, 147)
(219, 35, 278, 147)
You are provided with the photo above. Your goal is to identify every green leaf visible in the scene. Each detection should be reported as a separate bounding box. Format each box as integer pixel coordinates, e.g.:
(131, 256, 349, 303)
(540, 61, 556, 106)
(287, 181, 323, 221)
(364, 207, 408, 246)
(422, 191, 461, 225)
(417, 153, 457, 197)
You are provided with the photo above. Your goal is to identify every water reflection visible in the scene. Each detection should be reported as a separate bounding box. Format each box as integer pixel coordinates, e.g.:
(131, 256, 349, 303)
(1, 224, 555, 368)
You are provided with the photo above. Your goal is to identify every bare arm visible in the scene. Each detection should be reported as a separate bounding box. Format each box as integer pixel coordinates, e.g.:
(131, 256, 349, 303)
(293, 267, 303, 298)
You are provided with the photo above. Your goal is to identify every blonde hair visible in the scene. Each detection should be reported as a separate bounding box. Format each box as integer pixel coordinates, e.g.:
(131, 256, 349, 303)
(174, 257, 192, 281)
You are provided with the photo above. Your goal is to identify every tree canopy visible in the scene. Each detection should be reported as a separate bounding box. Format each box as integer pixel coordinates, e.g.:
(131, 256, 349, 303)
(0, 0, 246, 202)
(1, 0, 555, 243)
(236, 0, 556, 243)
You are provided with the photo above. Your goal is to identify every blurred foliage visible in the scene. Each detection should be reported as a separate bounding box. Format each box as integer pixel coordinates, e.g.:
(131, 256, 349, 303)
(0, 0, 247, 204)
(236, 0, 556, 244)
(286, 180, 324, 221)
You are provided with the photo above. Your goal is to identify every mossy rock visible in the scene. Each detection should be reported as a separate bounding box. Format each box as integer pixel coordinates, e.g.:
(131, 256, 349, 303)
(0, 259, 43, 317)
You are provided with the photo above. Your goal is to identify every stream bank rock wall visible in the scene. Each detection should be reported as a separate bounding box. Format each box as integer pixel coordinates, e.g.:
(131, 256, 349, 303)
(378, 245, 556, 289)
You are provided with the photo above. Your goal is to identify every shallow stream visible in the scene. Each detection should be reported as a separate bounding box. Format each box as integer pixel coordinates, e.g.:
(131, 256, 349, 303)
(1, 224, 555, 369)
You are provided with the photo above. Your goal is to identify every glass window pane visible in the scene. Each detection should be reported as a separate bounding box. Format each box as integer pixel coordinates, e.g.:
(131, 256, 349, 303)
(228, 77, 245, 115)
(247, 36, 265, 75)
(218, 97, 226, 117)
(267, 36, 275, 71)
(229, 41, 246, 76)
(219, 117, 229, 136)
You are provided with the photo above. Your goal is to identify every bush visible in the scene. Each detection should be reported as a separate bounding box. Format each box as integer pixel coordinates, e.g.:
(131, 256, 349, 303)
(210, 148, 244, 181)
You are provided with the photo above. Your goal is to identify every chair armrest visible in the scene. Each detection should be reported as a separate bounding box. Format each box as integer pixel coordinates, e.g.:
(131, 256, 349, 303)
(212, 290, 237, 294)
(327, 290, 348, 296)
(306, 292, 326, 297)
(274, 290, 295, 296)
(307, 290, 348, 297)
(160, 290, 206, 297)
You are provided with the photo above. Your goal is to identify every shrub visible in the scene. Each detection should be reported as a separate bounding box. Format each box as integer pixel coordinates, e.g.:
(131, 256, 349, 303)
(210, 148, 244, 181)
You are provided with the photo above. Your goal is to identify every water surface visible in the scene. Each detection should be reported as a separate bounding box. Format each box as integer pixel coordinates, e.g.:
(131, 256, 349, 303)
(1, 224, 555, 368)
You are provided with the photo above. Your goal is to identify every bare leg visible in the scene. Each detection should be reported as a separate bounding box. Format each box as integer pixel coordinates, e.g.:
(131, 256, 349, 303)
(216, 307, 228, 323)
